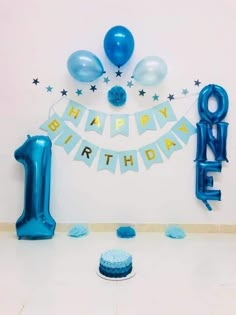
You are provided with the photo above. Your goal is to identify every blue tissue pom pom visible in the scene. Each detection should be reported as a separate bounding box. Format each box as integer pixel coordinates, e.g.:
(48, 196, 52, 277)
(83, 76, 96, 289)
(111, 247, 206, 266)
(117, 226, 136, 238)
(107, 86, 127, 107)
(68, 225, 89, 238)
(165, 225, 186, 239)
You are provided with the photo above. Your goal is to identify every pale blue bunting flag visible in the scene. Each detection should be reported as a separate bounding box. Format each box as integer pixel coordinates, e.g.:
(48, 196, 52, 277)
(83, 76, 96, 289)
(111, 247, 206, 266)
(54, 126, 81, 153)
(40, 113, 66, 140)
(110, 114, 129, 137)
(135, 109, 156, 134)
(119, 150, 139, 173)
(172, 117, 196, 144)
(85, 110, 106, 135)
(156, 131, 183, 159)
(97, 149, 119, 173)
(139, 142, 163, 169)
(153, 101, 177, 128)
(62, 100, 86, 127)
(74, 140, 99, 167)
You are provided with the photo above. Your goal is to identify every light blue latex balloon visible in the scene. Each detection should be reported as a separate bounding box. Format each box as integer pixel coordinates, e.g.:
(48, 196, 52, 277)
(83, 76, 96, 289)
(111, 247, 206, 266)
(67, 50, 104, 82)
(133, 56, 168, 86)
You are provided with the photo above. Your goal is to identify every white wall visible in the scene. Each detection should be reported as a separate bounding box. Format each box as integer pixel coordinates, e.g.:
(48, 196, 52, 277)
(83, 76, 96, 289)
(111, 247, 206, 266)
(1, 0, 236, 223)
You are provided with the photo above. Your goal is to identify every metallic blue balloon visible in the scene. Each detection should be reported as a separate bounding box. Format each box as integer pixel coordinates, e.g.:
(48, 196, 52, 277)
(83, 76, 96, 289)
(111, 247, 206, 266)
(195, 121, 229, 162)
(195, 122, 208, 162)
(67, 50, 104, 82)
(14, 135, 56, 240)
(104, 25, 134, 67)
(196, 161, 222, 211)
(207, 122, 229, 162)
(198, 84, 229, 124)
(132, 56, 168, 86)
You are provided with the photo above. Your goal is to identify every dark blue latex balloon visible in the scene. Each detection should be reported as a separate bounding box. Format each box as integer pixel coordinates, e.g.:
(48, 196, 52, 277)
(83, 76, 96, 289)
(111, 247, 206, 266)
(14, 135, 56, 239)
(198, 84, 229, 124)
(196, 161, 222, 211)
(67, 50, 104, 82)
(104, 25, 134, 67)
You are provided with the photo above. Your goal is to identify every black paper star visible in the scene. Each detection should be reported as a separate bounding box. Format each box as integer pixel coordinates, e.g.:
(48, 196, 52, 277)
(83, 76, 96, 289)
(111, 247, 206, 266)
(90, 85, 97, 92)
(194, 79, 201, 86)
(115, 70, 122, 77)
(167, 94, 174, 101)
(139, 89, 146, 96)
(75, 89, 82, 96)
(60, 89, 68, 96)
(32, 78, 39, 85)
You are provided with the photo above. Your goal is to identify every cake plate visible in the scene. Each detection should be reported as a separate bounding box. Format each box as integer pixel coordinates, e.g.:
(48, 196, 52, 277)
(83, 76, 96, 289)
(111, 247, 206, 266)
(96, 269, 136, 281)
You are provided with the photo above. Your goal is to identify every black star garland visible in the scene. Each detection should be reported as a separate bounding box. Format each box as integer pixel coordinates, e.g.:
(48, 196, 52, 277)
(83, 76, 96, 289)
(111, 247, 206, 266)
(115, 70, 122, 77)
(60, 89, 68, 96)
(139, 89, 146, 96)
(194, 79, 201, 86)
(90, 85, 97, 92)
(32, 78, 39, 85)
(32, 75, 202, 103)
(168, 94, 174, 101)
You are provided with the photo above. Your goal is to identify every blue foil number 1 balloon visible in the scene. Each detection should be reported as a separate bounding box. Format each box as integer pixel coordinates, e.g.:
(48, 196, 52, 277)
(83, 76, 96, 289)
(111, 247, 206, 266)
(14, 135, 56, 239)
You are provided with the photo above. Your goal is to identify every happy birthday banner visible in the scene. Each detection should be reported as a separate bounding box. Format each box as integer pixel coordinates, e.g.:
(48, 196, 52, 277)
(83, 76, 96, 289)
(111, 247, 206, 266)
(44, 99, 179, 137)
(40, 100, 196, 173)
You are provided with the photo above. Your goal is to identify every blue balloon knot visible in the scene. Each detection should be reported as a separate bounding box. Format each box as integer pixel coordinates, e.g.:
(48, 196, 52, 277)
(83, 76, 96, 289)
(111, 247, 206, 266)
(107, 86, 127, 107)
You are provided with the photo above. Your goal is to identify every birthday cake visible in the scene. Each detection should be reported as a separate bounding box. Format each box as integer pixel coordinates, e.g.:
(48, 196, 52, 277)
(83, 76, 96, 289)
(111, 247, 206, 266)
(99, 249, 132, 278)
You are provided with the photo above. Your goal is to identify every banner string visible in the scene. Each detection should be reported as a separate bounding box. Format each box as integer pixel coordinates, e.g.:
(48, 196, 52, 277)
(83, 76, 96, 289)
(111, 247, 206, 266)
(47, 92, 199, 120)
(48, 96, 64, 118)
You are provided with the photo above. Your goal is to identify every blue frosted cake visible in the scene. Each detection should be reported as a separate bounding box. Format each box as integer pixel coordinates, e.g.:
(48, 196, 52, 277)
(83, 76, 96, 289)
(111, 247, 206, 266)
(99, 249, 132, 278)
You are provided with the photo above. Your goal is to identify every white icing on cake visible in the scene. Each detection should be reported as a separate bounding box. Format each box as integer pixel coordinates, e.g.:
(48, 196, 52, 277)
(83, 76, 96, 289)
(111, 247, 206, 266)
(100, 249, 132, 268)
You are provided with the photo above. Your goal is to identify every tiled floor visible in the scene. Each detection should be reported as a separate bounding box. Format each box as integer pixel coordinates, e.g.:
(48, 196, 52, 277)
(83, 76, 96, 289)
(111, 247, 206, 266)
(0, 231, 236, 315)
